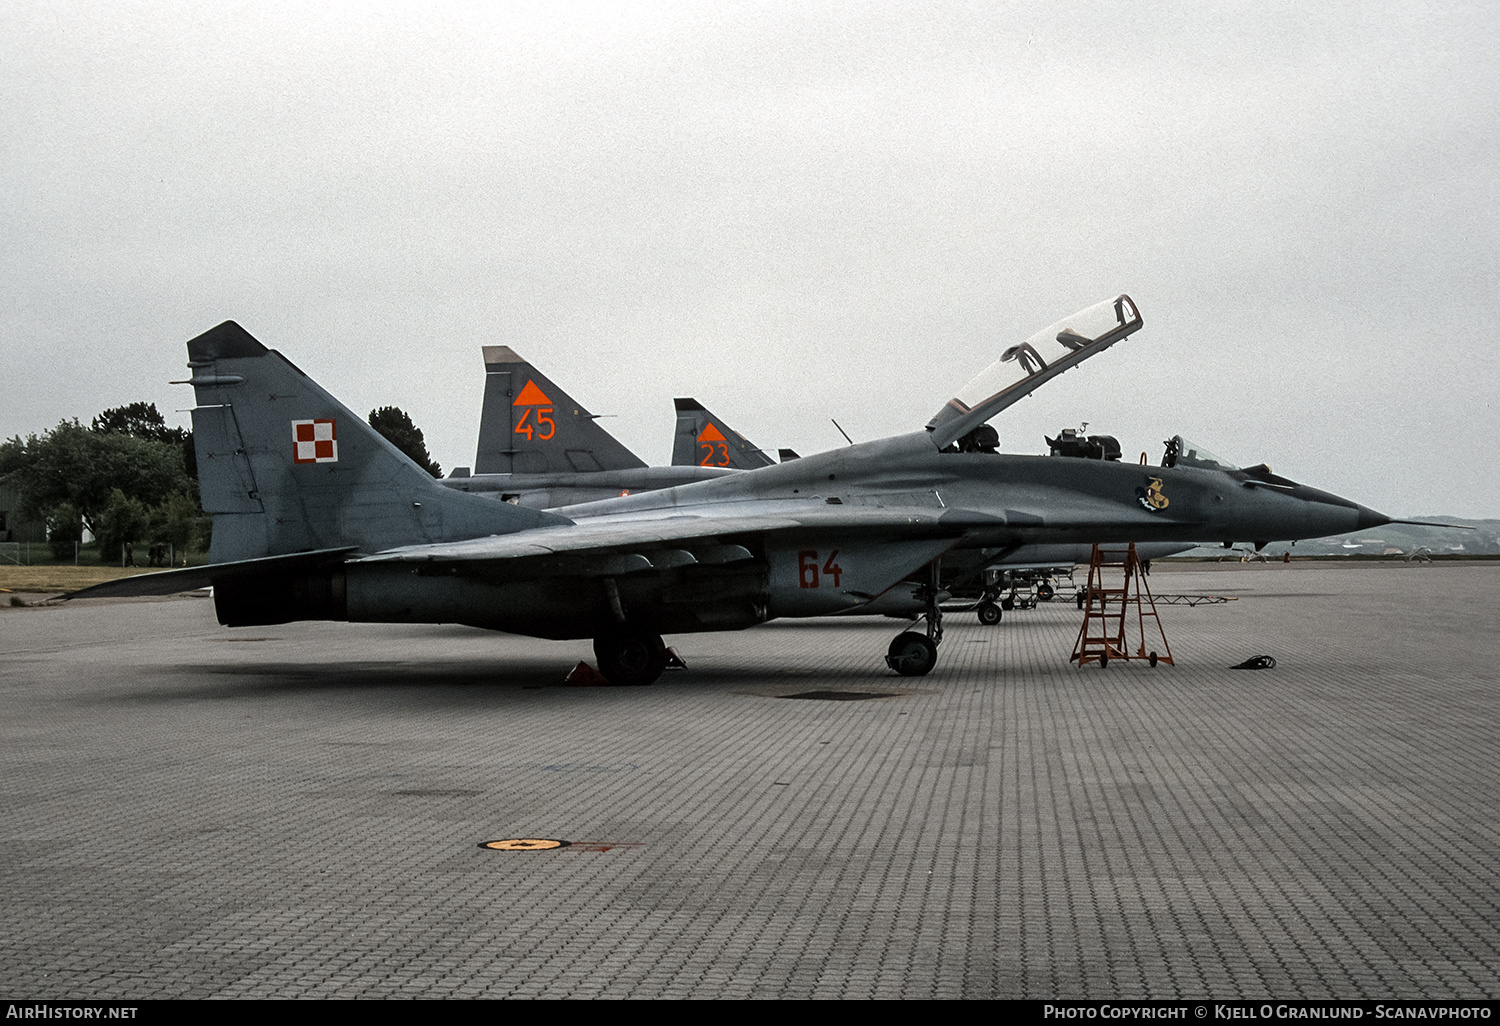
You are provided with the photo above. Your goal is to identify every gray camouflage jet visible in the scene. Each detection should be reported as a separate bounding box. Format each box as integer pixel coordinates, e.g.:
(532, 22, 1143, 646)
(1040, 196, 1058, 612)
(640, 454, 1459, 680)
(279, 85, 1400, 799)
(452, 345, 1176, 618)
(74, 295, 1400, 685)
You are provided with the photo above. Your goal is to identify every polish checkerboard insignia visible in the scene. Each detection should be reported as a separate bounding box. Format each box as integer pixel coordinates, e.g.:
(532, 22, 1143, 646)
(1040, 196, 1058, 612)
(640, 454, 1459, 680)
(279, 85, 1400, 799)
(292, 419, 338, 463)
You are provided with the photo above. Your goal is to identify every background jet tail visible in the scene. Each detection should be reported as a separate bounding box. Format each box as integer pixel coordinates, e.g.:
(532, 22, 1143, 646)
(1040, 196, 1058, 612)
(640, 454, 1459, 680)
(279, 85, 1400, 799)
(187, 322, 567, 564)
(474, 346, 646, 475)
(671, 398, 775, 469)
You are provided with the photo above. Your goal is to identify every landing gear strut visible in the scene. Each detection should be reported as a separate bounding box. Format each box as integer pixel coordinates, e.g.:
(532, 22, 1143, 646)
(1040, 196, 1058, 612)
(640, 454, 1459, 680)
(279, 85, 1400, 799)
(886, 560, 944, 676)
(594, 628, 668, 686)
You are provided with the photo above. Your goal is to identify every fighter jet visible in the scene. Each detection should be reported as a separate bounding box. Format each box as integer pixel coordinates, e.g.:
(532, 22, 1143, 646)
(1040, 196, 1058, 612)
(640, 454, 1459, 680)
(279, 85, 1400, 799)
(456, 347, 1171, 617)
(73, 295, 1398, 686)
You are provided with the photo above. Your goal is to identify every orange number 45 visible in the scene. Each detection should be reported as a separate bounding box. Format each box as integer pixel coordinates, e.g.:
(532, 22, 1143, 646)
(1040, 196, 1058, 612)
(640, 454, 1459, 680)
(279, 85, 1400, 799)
(515, 407, 556, 441)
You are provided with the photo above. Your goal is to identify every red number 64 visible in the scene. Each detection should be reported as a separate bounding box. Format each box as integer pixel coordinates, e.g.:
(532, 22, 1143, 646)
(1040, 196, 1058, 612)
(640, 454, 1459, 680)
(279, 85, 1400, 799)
(798, 549, 842, 589)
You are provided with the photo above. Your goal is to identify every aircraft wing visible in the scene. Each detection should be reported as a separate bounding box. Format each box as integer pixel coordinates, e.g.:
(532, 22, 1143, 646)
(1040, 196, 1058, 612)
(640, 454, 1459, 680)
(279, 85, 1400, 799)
(927, 295, 1143, 448)
(350, 501, 979, 619)
(353, 489, 1203, 572)
(355, 502, 971, 568)
(64, 503, 973, 625)
(72, 493, 1202, 602)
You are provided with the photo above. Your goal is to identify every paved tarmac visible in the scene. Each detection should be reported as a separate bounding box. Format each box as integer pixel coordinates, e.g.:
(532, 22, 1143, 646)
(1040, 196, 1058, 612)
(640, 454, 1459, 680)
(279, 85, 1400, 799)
(2, 562, 1497, 999)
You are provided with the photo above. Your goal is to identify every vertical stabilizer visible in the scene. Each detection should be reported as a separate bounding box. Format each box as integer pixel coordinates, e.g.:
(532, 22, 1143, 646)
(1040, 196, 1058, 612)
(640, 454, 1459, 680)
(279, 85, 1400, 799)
(671, 398, 775, 469)
(186, 322, 568, 564)
(474, 346, 647, 475)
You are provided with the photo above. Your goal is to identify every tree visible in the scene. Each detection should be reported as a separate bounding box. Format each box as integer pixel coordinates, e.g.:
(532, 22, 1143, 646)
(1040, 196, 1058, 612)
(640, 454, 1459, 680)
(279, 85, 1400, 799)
(92, 402, 188, 446)
(0, 419, 196, 539)
(152, 491, 202, 564)
(94, 402, 197, 482)
(45, 502, 81, 561)
(368, 407, 442, 478)
(95, 488, 151, 564)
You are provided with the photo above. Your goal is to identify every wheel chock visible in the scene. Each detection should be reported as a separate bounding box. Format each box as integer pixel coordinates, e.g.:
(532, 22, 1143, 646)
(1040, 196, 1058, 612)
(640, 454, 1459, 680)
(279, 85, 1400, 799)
(564, 661, 611, 686)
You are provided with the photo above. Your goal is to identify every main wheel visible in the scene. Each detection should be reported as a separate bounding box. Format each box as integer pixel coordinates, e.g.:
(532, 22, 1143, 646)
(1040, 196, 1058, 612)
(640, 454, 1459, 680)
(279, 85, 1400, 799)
(976, 601, 1003, 626)
(885, 631, 938, 677)
(1037, 582, 1055, 602)
(593, 630, 668, 686)
(1001, 596, 1015, 611)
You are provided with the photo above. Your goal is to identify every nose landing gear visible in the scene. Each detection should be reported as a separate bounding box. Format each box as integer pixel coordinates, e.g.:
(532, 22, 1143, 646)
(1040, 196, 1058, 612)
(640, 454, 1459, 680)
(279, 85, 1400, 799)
(887, 560, 944, 676)
(886, 631, 938, 676)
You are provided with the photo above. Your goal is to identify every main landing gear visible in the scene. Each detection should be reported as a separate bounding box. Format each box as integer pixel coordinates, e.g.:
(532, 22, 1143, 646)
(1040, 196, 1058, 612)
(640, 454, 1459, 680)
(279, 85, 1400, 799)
(886, 561, 944, 677)
(594, 628, 668, 686)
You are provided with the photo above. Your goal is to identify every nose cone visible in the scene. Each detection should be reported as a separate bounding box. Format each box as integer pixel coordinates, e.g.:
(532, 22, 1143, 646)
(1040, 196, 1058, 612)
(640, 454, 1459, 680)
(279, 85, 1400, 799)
(1354, 503, 1392, 532)
(1219, 467, 1393, 544)
(1248, 481, 1390, 542)
(1301, 488, 1394, 539)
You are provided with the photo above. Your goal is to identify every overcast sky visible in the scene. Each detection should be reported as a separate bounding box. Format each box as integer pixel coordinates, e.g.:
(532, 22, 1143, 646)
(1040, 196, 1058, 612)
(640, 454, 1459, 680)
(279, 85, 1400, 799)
(3, 1, 1496, 517)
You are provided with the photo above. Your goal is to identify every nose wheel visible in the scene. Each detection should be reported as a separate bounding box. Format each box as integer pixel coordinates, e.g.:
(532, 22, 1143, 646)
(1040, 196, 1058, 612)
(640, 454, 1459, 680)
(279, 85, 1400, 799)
(886, 632, 938, 676)
(886, 559, 944, 676)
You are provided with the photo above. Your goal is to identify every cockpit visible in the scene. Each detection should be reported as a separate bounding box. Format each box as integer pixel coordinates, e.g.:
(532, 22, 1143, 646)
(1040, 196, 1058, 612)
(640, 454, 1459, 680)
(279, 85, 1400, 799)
(1161, 435, 1238, 471)
(1046, 427, 1121, 462)
(939, 424, 1000, 454)
(1038, 430, 1245, 472)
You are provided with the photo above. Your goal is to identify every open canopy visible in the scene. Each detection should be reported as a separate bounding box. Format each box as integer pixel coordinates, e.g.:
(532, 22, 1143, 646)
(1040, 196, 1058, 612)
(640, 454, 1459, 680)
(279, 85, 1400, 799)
(926, 294, 1143, 449)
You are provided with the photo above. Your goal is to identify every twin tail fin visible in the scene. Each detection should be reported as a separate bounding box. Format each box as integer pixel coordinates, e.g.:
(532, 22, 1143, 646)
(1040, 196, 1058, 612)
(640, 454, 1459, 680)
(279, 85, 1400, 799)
(187, 322, 568, 564)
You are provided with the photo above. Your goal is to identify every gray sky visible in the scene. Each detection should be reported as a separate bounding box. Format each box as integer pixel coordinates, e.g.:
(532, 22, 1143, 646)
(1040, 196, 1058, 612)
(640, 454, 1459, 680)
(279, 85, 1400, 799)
(4, 1, 1496, 517)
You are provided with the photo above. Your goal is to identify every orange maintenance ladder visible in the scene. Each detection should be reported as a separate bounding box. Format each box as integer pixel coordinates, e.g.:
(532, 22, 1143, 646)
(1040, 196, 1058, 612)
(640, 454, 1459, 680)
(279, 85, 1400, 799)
(1071, 543, 1174, 668)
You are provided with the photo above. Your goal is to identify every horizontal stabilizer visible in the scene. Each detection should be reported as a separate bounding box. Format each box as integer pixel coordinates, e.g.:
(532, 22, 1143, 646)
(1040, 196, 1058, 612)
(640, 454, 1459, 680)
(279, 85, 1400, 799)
(66, 547, 357, 600)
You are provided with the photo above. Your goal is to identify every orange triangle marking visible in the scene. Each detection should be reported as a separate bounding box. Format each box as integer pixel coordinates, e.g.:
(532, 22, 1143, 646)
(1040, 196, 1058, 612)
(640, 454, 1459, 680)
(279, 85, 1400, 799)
(512, 379, 552, 406)
(699, 423, 726, 442)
